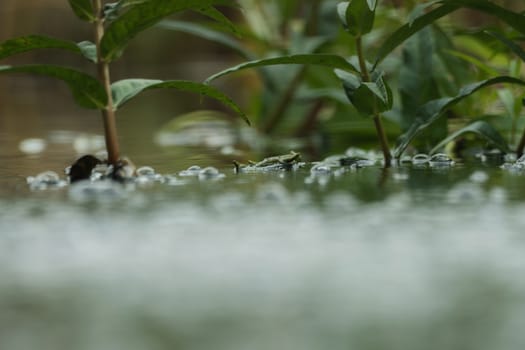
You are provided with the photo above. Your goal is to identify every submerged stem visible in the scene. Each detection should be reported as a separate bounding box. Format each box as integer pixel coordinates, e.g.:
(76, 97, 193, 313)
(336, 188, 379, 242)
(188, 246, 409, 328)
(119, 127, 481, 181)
(356, 36, 391, 167)
(93, 0, 120, 165)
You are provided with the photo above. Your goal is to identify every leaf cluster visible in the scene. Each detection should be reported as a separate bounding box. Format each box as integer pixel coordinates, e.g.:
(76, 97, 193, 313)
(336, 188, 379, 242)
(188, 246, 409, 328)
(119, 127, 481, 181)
(0, 0, 248, 122)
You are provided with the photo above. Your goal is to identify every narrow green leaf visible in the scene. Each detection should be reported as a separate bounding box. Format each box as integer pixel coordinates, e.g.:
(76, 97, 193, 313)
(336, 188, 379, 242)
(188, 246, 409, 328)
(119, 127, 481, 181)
(101, 0, 236, 61)
(374, 3, 460, 68)
(394, 76, 525, 158)
(430, 120, 510, 154)
(111, 78, 249, 124)
(157, 20, 252, 59)
(376, 0, 525, 68)
(445, 49, 500, 76)
(408, 1, 442, 26)
(205, 54, 359, 83)
(0, 65, 106, 109)
(68, 0, 95, 22)
(195, 6, 239, 37)
(447, 0, 525, 36)
(486, 30, 525, 63)
(0, 35, 91, 61)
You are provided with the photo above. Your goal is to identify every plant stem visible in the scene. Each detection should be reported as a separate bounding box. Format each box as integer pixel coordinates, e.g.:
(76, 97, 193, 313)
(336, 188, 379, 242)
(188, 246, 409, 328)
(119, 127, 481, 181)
(356, 36, 392, 167)
(262, 66, 306, 134)
(93, 0, 120, 165)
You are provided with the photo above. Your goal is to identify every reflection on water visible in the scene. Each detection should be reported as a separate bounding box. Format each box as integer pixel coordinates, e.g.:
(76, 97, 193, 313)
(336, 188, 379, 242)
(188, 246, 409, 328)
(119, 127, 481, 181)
(2, 141, 525, 349)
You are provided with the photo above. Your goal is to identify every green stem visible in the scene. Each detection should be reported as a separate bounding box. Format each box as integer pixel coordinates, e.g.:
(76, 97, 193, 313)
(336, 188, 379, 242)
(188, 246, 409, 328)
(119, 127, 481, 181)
(356, 36, 392, 167)
(262, 66, 306, 134)
(356, 36, 370, 82)
(93, 0, 120, 165)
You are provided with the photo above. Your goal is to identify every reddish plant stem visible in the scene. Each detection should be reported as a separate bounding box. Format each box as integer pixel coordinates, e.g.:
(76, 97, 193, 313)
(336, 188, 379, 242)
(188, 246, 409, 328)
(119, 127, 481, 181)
(93, 0, 120, 165)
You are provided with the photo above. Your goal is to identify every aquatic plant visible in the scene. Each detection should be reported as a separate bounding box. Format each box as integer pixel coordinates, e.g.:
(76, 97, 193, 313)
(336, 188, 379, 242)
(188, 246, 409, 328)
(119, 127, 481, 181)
(205, 0, 525, 164)
(0, 0, 247, 166)
(158, 0, 339, 137)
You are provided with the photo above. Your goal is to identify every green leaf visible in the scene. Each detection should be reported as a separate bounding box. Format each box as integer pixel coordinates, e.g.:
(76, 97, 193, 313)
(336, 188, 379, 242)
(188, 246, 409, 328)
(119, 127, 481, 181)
(111, 78, 249, 124)
(398, 27, 441, 131)
(407, 1, 442, 26)
(205, 54, 359, 83)
(157, 20, 252, 59)
(486, 31, 525, 64)
(101, 0, 236, 61)
(447, 0, 525, 36)
(375, 0, 525, 69)
(76, 41, 98, 63)
(103, 1, 149, 21)
(0, 35, 94, 62)
(445, 49, 500, 76)
(0, 65, 106, 109)
(195, 6, 239, 37)
(335, 69, 392, 116)
(337, 0, 376, 36)
(374, 3, 460, 68)
(430, 120, 510, 154)
(394, 76, 525, 158)
(68, 0, 95, 22)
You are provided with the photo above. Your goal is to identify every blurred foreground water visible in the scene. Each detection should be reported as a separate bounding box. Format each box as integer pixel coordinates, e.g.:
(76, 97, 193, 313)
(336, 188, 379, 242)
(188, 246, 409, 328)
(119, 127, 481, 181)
(2, 131, 525, 350)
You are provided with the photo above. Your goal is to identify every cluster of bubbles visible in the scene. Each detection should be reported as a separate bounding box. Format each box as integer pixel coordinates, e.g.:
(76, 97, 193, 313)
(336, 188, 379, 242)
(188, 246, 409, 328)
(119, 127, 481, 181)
(500, 154, 525, 173)
(26, 162, 227, 202)
(403, 153, 455, 168)
(178, 165, 226, 181)
(305, 148, 381, 186)
(26, 171, 68, 191)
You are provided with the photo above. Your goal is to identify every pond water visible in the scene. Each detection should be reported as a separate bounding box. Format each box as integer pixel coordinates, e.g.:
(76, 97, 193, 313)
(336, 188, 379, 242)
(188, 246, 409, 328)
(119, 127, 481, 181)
(2, 126, 525, 350)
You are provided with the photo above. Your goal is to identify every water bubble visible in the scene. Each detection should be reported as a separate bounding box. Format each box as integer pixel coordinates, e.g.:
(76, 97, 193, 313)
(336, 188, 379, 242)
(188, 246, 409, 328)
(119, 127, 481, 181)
(429, 153, 454, 167)
(310, 164, 332, 175)
(179, 165, 202, 177)
(412, 154, 430, 166)
(505, 153, 517, 163)
(136, 166, 155, 176)
(516, 154, 525, 165)
(400, 155, 413, 164)
(27, 171, 67, 190)
(198, 167, 225, 181)
(87, 163, 109, 182)
(19, 138, 47, 155)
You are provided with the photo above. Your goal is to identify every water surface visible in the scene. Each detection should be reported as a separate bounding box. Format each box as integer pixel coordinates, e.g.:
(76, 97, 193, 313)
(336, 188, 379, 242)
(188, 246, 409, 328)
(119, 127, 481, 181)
(2, 133, 525, 350)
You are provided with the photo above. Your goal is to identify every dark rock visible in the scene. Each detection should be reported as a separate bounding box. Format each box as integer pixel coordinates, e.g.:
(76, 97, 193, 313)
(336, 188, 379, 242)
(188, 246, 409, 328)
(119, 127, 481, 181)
(68, 155, 102, 183)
